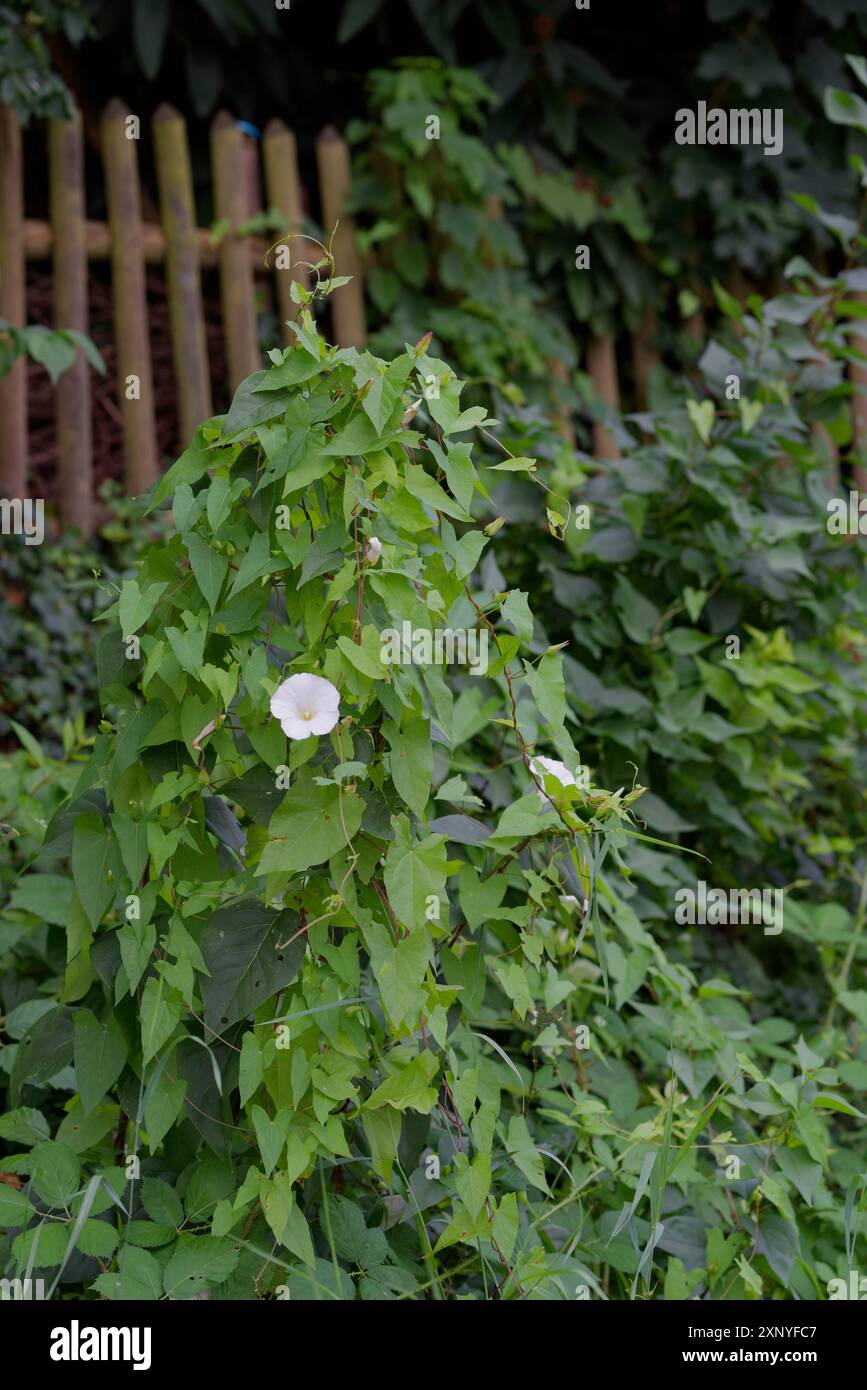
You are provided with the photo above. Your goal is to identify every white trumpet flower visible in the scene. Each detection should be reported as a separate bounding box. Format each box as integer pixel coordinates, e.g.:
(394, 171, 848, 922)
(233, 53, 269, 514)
(270, 673, 340, 741)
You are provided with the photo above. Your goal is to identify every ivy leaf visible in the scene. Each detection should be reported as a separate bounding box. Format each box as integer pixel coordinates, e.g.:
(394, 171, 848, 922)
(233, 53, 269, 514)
(686, 398, 714, 444)
(356, 354, 411, 435)
(682, 586, 707, 623)
(612, 575, 661, 645)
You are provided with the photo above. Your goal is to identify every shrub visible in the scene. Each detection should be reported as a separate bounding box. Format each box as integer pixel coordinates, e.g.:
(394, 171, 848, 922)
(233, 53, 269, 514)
(5, 291, 866, 1299)
(2, 303, 664, 1299)
(0, 488, 169, 752)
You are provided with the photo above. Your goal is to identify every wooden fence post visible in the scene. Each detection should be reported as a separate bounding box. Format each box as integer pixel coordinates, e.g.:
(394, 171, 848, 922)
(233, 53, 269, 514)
(263, 118, 309, 344)
(101, 99, 158, 495)
(153, 103, 211, 447)
(49, 108, 92, 532)
(315, 126, 366, 347)
(586, 334, 621, 459)
(211, 111, 260, 391)
(0, 104, 27, 499)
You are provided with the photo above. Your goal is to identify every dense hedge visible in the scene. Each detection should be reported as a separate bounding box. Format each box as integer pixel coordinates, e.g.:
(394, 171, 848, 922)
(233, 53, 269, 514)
(2, 5, 867, 1304)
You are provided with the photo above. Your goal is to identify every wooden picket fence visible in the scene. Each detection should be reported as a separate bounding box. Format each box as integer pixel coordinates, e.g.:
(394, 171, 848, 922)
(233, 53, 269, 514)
(9, 100, 866, 537)
(0, 101, 367, 533)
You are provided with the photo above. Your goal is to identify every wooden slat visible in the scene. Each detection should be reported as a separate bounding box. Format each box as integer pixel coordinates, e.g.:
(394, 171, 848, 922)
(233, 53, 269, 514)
(50, 109, 92, 532)
(315, 126, 366, 347)
(0, 104, 27, 498)
(586, 334, 621, 459)
(101, 99, 158, 496)
(211, 111, 259, 391)
(263, 119, 309, 344)
(153, 102, 212, 446)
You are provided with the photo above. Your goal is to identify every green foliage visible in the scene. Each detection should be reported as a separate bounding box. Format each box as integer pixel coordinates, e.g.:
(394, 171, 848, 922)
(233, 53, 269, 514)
(348, 59, 626, 390)
(2, 300, 663, 1300)
(0, 1, 85, 123)
(0, 489, 168, 753)
(496, 263, 867, 893)
(0, 321, 105, 383)
(4, 16, 867, 1305)
(4, 274, 867, 1297)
